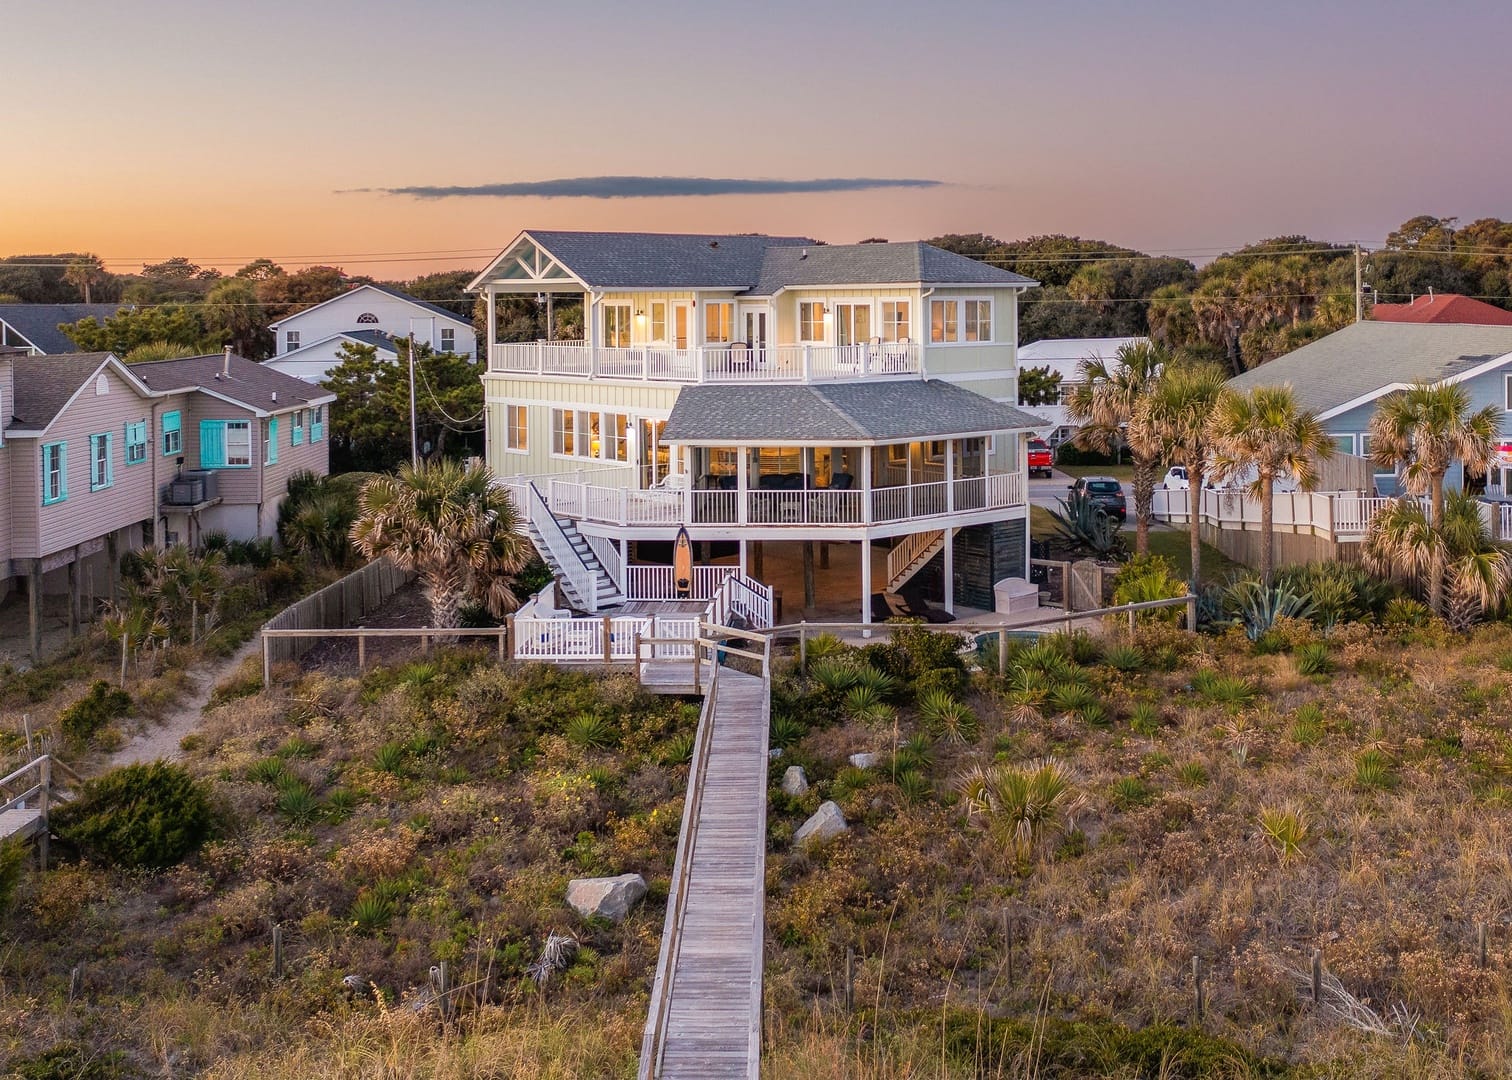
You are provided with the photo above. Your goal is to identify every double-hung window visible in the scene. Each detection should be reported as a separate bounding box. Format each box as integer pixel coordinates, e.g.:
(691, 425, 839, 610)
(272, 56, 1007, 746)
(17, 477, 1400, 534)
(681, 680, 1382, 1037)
(41, 441, 67, 505)
(650, 302, 668, 343)
(162, 410, 182, 455)
(285, 330, 300, 352)
(552, 408, 577, 456)
(201, 419, 253, 468)
(704, 302, 734, 344)
(292, 410, 305, 446)
(89, 433, 113, 491)
(881, 300, 910, 342)
(505, 404, 528, 452)
(603, 303, 632, 348)
(440, 327, 456, 352)
(799, 301, 826, 342)
(604, 413, 628, 462)
(265, 418, 279, 465)
(963, 299, 992, 342)
(124, 420, 148, 465)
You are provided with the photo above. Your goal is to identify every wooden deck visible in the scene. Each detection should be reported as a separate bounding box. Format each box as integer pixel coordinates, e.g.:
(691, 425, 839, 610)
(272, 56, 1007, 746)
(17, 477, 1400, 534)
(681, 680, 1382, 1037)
(640, 659, 716, 696)
(0, 806, 43, 841)
(642, 665, 770, 1079)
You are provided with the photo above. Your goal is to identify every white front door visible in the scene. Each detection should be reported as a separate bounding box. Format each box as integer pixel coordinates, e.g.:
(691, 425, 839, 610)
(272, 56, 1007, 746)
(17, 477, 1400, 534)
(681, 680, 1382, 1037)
(743, 308, 768, 352)
(834, 302, 871, 346)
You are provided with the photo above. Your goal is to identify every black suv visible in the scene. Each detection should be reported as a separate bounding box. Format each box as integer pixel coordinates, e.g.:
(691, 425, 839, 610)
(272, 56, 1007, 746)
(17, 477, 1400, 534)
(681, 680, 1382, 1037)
(1067, 476, 1127, 521)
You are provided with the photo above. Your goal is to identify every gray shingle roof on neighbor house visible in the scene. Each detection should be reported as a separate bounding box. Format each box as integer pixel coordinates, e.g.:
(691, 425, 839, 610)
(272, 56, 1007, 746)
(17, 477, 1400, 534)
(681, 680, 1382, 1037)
(1226, 321, 1512, 416)
(521, 231, 1037, 293)
(9, 352, 115, 429)
(662, 380, 1044, 443)
(362, 283, 473, 325)
(0, 304, 124, 354)
(131, 354, 334, 412)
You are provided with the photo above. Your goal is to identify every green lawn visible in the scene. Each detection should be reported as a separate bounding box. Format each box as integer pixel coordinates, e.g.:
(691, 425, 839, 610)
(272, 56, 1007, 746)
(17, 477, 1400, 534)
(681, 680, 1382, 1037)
(1057, 464, 1135, 481)
(1145, 526, 1245, 582)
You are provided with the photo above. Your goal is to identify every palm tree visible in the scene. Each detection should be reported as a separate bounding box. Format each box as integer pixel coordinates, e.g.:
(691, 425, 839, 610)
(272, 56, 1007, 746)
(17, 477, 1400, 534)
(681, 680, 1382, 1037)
(63, 255, 105, 304)
(101, 602, 170, 687)
(1368, 381, 1499, 611)
(1366, 490, 1512, 628)
(1065, 340, 1169, 555)
(351, 459, 530, 628)
(1207, 385, 1334, 584)
(1130, 363, 1228, 588)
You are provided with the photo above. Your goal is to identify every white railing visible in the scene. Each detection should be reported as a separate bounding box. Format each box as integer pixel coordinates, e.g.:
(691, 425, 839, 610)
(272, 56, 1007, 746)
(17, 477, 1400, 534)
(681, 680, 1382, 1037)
(489, 341, 922, 384)
(584, 533, 623, 591)
(511, 614, 701, 662)
(886, 529, 944, 586)
(625, 565, 735, 601)
(707, 573, 774, 629)
(872, 480, 949, 523)
(1501, 503, 1512, 540)
(1151, 487, 1405, 540)
(746, 487, 864, 525)
(523, 482, 601, 613)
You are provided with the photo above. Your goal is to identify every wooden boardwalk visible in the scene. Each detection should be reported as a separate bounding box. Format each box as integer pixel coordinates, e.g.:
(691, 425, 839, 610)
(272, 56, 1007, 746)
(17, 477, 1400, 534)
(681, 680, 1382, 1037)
(641, 664, 770, 1079)
(0, 807, 43, 841)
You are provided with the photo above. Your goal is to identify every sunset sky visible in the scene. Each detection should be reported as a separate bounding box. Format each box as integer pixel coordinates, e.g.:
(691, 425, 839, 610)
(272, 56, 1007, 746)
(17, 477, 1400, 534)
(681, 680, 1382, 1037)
(5, 0, 1510, 277)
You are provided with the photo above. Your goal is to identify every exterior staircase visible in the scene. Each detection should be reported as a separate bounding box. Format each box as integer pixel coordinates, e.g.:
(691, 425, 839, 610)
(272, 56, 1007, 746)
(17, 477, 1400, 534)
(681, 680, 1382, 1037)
(522, 483, 624, 613)
(886, 528, 948, 592)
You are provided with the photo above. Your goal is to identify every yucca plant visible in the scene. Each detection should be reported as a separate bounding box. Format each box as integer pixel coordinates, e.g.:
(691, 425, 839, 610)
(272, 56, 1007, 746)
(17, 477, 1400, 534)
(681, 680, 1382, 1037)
(1077, 701, 1112, 728)
(583, 765, 619, 791)
(1258, 805, 1310, 864)
(275, 781, 320, 827)
(1002, 668, 1049, 725)
(660, 731, 696, 766)
(565, 713, 617, 750)
(1176, 761, 1209, 788)
(324, 788, 359, 823)
(1047, 682, 1098, 716)
(1295, 642, 1334, 677)
(1191, 670, 1258, 709)
(1101, 643, 1145, 673)
(349, 890, 396, 934)
(831, 766, 873, 799)
(1225, 579, 1317, 641)
(1127, 701, 1163, 736)
(894, 734, 934, 773)
(850, 666, 899, 698)
(1108, 776, 1154, 809)
(769, 713, 806, 748)
(958, 757, 1085, 871)
(894, 769, 932, 805)
(809, 658, 860, 694)
(1289, 713, 1324, 746)
(246, 756, 292, 786)
(843, 685, 885, 723)
(803, 632, 849, 664)
(918, 689, 979, 744)
(1354, 749, 1396, 791)
(276, 735, 318, 760)
(373, 742, 407, 775)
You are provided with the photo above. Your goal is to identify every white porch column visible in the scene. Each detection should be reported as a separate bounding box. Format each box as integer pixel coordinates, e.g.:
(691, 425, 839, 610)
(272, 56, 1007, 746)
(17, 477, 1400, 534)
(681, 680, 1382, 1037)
(737, 447, 749, 526)
(861, 446, 873, 525)
(485, 288, 497, 355)
(945, 438, 955, 514)
(739, 539, 749, 576)
(860, 539, 873, 633)
(584, 291, 598, 376)
(943, 528, 955, 614)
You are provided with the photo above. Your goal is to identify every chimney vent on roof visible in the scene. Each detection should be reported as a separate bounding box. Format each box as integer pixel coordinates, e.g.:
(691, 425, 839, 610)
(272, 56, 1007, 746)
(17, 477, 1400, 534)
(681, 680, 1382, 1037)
(709, 241, 719, 249)
(1429, 287, 1435, 302)
(800, 248, 808, 260)
(222, 345, 231, 378)
(271, 391, 278, 403)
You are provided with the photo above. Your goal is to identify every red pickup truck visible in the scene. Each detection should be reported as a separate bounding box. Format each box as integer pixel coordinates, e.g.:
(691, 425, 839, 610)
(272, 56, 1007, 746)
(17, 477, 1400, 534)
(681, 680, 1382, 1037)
(1027, 438, 1054, 478)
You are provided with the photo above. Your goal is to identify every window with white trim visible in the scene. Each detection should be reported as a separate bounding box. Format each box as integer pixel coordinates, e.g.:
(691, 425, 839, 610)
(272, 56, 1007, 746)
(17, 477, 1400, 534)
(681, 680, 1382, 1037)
(285, 330, 300, 352)
(604, 413, 628, 462)
(226, 420, 252, 466)
(42, 441, 66, 504)
(930, 298, 993, 343)
(1504, 373, 1512, 410)
(881, 300, 910, 343)
(704, 302, 734, 344)
(440, 327, 455, 352)
(1359, 433, 1374, 459)
(89, 432, 113, 491)
(799, 302, 825, 342)
(124, 419, 148, 464)
(650, 301, 668, 343)
(506, 404, 528, 451)
(930, 299, 957, 343)
(1328, 433, 1355, 456)
(963, 299, 992, 342)
(162, 410, 182, 455)
(552, 409, 576, 456)
(603, 303, 632, 348)
(551, 408, 628, 461)
(833, 302, 871, 346)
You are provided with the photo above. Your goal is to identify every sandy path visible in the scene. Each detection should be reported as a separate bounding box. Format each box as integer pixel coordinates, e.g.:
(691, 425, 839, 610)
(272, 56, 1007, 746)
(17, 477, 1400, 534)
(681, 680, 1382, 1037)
(108, 634, 263, 768)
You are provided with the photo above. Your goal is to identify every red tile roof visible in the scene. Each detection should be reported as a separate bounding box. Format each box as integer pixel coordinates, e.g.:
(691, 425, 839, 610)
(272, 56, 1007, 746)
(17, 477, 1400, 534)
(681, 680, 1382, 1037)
(1372, 294, 1512, 325)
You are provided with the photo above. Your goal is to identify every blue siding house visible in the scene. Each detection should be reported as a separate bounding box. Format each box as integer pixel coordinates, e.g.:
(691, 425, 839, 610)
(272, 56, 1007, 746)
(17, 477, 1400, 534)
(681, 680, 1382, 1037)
(1226, 322, 1512, 495)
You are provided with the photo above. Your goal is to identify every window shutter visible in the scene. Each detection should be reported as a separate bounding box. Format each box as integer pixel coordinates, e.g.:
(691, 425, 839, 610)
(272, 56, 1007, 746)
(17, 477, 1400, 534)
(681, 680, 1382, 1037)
(106, 434, 114, 486)
(200, 420, 226, 468)
(59, 444, 68, 500)
(267, 418, 279, 464)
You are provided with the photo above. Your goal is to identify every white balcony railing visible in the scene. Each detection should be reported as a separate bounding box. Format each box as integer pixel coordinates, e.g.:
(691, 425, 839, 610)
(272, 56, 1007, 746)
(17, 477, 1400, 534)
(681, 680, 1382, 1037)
(526, 471, 1025, 530)
(489, 341, 922, 384)
(1151, 488, 1413, 540)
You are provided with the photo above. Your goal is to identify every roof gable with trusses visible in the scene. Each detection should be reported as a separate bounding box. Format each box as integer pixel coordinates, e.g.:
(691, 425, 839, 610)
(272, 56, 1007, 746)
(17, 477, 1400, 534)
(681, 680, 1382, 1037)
(467, 231, 586, 293)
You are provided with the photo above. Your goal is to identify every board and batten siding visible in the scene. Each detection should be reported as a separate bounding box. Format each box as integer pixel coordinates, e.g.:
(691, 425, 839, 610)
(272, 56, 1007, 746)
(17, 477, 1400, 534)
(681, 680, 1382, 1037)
(26, 367, 158, 561)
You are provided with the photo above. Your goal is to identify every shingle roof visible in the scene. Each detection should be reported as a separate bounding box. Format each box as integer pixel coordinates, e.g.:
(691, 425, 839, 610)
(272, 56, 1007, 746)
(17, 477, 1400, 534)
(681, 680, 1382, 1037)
(130, 353, 334, 413)
(9, 352, 116, 428)
(361, 283, 473, 324)
(1225, 321, 1512, 416)
(0, 304, 124, 354)
(1371, 294, 1512, 326)
(271, 283, 472, 329)
(520, 231, 1037, 293)
(343, 328, 400, 351)
(662, 380, 1044, 442)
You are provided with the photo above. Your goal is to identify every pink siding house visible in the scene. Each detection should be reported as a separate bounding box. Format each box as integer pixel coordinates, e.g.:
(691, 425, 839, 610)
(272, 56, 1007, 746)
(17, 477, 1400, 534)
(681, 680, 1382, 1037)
(1, 347, 335, 659)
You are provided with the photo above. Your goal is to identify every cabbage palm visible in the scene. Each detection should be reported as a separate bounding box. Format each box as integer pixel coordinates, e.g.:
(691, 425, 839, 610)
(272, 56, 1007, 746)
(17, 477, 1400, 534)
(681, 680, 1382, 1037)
(1365, 490, 1512, 626)
(1368, 381, 1498, 529)
(1130, 363, 1228, 588)
(1065, 340, 1168, 554)
(1207, 384, 1334, 584)
(351, 459, 529, 627)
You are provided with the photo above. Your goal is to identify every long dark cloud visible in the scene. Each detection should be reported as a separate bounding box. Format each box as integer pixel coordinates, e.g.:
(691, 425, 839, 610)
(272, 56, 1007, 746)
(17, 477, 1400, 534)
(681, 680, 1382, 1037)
(346, 175, 943, 200)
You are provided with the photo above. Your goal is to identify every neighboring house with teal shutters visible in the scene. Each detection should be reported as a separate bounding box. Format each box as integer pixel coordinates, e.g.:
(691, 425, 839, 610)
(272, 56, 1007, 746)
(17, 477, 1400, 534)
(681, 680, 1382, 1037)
(473, 229, 1044, 623)
(0, 347, 332, 659)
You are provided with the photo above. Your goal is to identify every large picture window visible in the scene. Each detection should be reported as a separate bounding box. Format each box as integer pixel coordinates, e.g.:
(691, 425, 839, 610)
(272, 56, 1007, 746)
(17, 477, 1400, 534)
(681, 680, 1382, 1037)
(551, 408, 629, 461)
(704, 302, 734, 344)
(930, 298, 992, 343)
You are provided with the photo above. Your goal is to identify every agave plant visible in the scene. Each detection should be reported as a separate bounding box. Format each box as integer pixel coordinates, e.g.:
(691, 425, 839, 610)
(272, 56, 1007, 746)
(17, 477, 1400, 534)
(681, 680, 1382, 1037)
(808, 658, 860, 694)
(1225, 579, 1316, 641)
(1047, 492, 1125, 556)
(957, 757, 1085, 870)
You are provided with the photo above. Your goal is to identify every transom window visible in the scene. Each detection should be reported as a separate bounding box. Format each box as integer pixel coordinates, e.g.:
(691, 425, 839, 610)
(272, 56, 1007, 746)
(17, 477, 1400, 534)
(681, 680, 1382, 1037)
(355, 312, 380, 324)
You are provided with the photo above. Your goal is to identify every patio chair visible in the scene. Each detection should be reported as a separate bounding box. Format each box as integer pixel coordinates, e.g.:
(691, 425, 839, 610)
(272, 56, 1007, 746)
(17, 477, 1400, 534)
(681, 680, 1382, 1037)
(728, 342, 751, 370)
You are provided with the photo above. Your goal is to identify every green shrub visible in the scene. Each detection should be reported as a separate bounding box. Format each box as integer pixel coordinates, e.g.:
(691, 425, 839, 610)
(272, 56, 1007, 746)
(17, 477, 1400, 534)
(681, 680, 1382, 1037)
(1110, 553, 1186, 621)
(1127, 701, 1163, 736)
(324, 788, 359, 822)
(373, 742, 407, 775)
(1046, 629, 1101, 665)
(246, 757, 292, 786)
(808, 658, 860, 693)
(1191, 670, 1258, 708)
(894, 734, 933, 773)
(59, 681, 132, 744)
(52, 762, 216, 869)
(769, 714, 805, 749)
(1108, 776, 1155, 809)
(1296, 642, 1334, 676)
(843, 684, 887, 723)
(849, 665, 899, 698)
(8, 1043, 131, 1080)
(660, 731, 696, 766)
(1175, 761, 1209, 788)
(0, 837, 25, 918)
(918, 689, 979, 744)
(894, 769, 931, 804)
(1101, 643, 1145, 673)
(276, 781, 321, 826)
(564, 713, 617, 750)
(1047, 682, 1098, 716)
(802, 632, 850, 664)
(350, 890, 396, 934)
(1355, 749, 1395, 791)
(1078, 701, 1112, 727)
(1384, 597, 1431, 628)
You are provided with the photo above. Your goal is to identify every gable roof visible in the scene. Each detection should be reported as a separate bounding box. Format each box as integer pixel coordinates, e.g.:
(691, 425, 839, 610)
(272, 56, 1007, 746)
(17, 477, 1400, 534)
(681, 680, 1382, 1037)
(1225, 321, 1512, 417)
(269, 283, 472, 330)
(1017, 337, 1147, 364)
(8, 352, 126, 429)
(662, 380, 1044, 443)
(473, 230, 1038, 294)
(130, 353, 335, 414)
(0, 303, 125, 354)
(1371, 294, 1512, 326)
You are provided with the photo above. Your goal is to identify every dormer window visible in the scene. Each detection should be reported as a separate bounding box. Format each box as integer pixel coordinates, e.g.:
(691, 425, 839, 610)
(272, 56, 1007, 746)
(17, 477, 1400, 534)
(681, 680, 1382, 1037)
(355, 312, 380, 325)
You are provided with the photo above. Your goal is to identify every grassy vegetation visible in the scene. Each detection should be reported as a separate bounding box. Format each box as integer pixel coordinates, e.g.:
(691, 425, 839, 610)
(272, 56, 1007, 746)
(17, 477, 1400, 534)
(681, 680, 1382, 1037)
(1145, 526, 1246, 581)
(8, 614, 1512, 1076)
(1056, 463, 1136, 481)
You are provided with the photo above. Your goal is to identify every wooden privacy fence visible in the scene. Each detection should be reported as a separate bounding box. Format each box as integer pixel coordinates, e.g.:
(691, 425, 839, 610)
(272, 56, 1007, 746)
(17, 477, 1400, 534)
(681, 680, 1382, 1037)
(261, 556, 413, 665)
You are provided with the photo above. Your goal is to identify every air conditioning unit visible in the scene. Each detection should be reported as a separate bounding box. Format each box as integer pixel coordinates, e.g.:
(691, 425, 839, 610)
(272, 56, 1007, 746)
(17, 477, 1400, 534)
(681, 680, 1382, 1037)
(183, 469, 219, 502)
(168, 477, 204, 505)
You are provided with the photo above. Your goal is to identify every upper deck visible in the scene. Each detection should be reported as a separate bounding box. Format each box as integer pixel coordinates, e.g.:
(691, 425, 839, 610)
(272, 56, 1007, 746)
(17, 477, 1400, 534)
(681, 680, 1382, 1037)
(488, 340, 921, 384)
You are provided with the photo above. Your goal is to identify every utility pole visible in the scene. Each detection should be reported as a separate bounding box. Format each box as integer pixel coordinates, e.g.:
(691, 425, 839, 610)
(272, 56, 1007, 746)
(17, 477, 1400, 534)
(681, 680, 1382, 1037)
(408, 332, 419, 467)
(1355, 243, 1363, 323)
